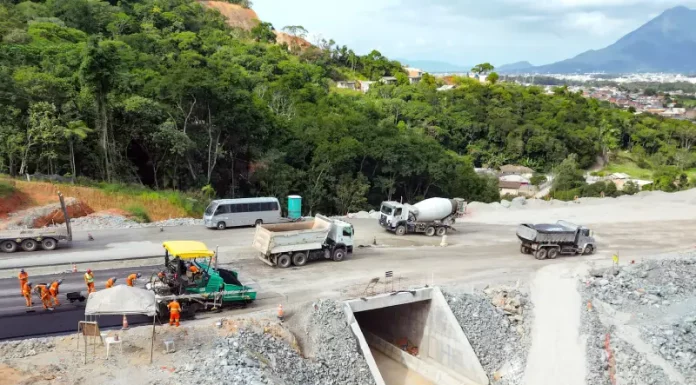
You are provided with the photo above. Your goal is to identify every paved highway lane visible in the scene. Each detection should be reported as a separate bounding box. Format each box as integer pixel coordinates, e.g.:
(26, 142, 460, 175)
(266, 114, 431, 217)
(0, 266, 163, 340)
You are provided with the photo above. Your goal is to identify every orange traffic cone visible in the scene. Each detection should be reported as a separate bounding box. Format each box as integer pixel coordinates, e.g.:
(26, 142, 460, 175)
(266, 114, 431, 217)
(122, 315, 129, 330)
(277, 304, 284, 322)
(72, 263, 77, 273)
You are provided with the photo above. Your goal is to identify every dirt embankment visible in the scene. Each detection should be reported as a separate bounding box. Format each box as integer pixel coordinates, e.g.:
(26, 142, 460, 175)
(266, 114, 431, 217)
(0, 191, 32, 219)
(199, 1, 312, 50)
(199, 1, 260, 30)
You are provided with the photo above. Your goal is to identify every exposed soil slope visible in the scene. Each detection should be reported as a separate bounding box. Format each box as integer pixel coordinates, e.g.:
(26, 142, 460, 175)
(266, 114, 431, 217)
(198, 1, 260, 30)
(199, 1, 312, 49)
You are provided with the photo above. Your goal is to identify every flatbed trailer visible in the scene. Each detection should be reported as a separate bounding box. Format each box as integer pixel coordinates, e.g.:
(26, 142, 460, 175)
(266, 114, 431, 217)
(0, 193, 72, 253)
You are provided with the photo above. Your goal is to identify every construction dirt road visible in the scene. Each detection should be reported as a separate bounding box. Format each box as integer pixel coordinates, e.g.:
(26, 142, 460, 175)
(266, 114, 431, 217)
(3, 190, 696, 384)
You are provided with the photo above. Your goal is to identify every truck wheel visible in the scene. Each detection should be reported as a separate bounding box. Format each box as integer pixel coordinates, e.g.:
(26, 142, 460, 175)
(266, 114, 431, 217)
(436, 227, 447, 236)
(292, 252, 307, 266)
(21, 239, 38, 252)
(41, 238, 57, 251)
(332, 248, 346, 262)
(425, 226, 436, 236)
(395, 226, 406, 236)
(1, 240, 17, 253)
(535, 248, 548, 260)
(216, 222, 226, 230)
(583, 245, 594, 255)
(547, 248, 559, 259)
(277, 254, 291, 268)
(520, 245, 528, 254)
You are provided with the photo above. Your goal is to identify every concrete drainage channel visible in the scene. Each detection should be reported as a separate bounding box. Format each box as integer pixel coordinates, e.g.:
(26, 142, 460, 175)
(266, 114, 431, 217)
(344, 287, 489, 385)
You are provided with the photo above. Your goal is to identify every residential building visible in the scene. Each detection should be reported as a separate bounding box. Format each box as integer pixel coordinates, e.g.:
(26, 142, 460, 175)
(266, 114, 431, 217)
(499, 164, 534, 178)
(405, 67, 423, 85)
(359, 80, 376, 93)
(380, 76, 397, 85)
(336, 81, 358, 90)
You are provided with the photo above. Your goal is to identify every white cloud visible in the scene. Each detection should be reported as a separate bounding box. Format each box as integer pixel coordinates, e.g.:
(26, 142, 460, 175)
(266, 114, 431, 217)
(562, 12, 629, 36)
(253, 0, 696, 66)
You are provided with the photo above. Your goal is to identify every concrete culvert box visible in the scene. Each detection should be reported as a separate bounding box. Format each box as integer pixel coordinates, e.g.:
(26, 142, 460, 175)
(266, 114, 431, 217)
(344, 287, 489, 385)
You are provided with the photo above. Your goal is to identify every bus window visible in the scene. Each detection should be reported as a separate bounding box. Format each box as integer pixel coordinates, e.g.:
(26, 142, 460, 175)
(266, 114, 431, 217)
(215, 205, 229, 215)
(238, 204, 249, 212)
(250, 203, 261, 212)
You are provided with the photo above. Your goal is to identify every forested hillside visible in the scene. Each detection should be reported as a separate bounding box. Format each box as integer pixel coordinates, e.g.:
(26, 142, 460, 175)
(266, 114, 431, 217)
(1, 0, 696, 214)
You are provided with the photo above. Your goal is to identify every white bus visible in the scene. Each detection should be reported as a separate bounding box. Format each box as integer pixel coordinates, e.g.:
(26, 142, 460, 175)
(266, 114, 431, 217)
(203, 197, 282, 229)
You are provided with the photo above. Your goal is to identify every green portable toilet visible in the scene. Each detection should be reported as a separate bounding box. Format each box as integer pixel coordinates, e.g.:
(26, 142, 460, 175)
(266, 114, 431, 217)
(288, 195, 302, 219)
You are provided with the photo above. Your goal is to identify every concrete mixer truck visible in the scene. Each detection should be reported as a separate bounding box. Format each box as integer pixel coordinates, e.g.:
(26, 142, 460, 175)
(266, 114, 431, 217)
(378, 198, 466, 236)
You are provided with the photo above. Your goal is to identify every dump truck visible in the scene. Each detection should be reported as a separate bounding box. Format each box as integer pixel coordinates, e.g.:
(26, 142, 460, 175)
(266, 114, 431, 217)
(517, 220, 596, 260)
(147, 241, 257, 317)
(378, 197, 466, 236)
(0, 193, 72, 253)
(252, 214, 354, 268)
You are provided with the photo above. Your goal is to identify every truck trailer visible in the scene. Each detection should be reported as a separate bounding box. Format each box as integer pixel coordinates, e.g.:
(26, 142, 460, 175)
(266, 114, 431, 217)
(516, 220, 596, 260)
(0, 193, 72, 253)
(378, 197, 465, 236)
(252, 214, 354, 268)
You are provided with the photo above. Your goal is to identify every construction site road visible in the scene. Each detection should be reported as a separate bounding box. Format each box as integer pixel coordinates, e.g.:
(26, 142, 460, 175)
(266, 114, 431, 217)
(2, 218, 696, 341)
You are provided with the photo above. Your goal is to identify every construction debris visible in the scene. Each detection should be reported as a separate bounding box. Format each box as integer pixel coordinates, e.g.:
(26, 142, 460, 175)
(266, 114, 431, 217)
(444, 286, 532, 385)
(580, 255, 696, 385)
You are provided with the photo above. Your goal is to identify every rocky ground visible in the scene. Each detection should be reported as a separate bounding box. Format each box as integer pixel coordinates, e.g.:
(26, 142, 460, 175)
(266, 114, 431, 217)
(0, 300, 374, 385)
(445, 285, 532, 385)
(580, 255, 696, 385)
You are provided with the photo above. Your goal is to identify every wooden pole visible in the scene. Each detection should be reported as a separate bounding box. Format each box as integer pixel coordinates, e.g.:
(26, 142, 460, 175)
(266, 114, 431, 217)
(150, 316, 156, 364)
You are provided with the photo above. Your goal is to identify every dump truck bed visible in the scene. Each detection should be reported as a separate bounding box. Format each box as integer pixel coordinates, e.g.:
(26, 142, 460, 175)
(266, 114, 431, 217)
(516, 223, 577, 244)
(252, 216, 332, 256)
(0, 227, 70, 240)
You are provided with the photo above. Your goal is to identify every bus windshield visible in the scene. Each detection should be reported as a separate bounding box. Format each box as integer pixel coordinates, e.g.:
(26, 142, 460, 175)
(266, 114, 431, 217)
(204, 203, 215, 216)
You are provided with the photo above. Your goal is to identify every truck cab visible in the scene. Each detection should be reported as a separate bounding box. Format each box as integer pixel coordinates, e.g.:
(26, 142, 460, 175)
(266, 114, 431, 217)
(379, 201, 411, 230)
(328, 219, 355, 252)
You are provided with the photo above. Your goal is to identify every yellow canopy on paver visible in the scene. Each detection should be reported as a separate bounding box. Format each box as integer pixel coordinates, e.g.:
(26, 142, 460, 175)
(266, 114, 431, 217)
(162, 241, 214, 259)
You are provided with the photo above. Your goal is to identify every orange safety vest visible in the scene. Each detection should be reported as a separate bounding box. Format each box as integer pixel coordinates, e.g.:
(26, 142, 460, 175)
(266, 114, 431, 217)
(18, 272, 28, 283)
(49, 281, 60, 295)
(126, 274, 137, 286)
(167, 301, 181, 314)
(35, 285, 50, 299)
(189, 265, 199, 274)
(106, 278, 115, 289)
(22, 285, 32, 297)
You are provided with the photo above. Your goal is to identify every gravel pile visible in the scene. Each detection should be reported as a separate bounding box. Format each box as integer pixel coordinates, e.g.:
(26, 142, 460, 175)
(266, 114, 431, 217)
(580, 288, 612, 385)
(444, 286, 532, 385)
(584, 258, 696, 310)
(642, 313, 696, 383)
(5, 198, 80, 229)
(187, 300, 374, 385)
(62, 215, 202, 230)
(0, 337, 55, 360)
(613, 337, 679, 385)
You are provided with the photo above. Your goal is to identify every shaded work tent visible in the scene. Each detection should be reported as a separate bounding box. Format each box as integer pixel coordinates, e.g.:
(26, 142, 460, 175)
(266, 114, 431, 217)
(84, 285, 158, 362)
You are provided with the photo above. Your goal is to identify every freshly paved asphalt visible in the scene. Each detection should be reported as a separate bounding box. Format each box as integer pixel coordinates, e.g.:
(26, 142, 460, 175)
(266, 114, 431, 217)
(0, 266, 161, 340)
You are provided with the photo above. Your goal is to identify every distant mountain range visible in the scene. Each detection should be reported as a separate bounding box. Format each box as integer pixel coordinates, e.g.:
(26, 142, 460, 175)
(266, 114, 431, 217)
(496, 61, 534, 72)
(498, 6, 696, 74)
(395, 59, 471, 73)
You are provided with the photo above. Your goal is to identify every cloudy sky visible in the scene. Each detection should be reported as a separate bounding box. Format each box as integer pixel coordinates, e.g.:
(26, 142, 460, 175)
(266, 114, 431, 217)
(254, 0, 695, 67)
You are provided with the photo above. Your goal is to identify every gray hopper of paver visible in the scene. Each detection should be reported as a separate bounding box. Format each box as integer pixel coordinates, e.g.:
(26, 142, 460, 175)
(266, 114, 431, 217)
(517, 220, 596, 260)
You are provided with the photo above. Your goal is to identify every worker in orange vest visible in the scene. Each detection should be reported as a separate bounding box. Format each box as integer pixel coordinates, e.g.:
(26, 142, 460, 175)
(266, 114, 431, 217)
(84, 269, 96, 293)
(105, 277, 117, 289)
(34, 284, 53, 310)
(126, 273, 141, 287)
(188, 263, 200, 274)
(49, 279, 62, 307)
(18, 269, 28, 297)
(22, 282, 33, 308)
(167, 298, 181, 327)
